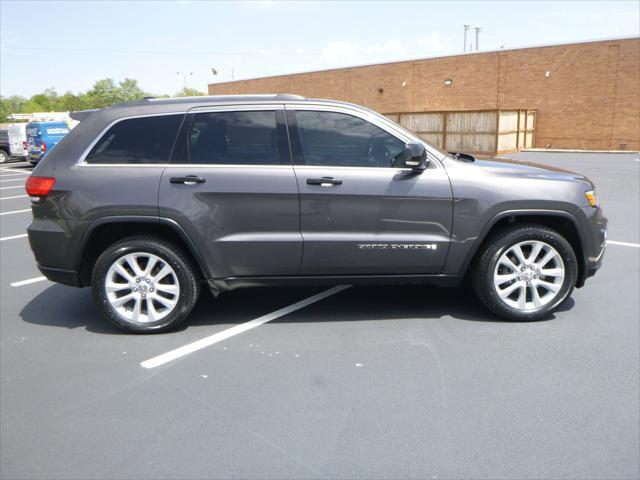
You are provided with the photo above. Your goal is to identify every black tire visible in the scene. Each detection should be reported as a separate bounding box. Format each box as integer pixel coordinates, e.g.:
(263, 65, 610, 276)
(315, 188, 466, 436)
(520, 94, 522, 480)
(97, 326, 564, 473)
(472, 224, 578, 321)
(91, 236, 200, 333)
(0, 150, 8, 164)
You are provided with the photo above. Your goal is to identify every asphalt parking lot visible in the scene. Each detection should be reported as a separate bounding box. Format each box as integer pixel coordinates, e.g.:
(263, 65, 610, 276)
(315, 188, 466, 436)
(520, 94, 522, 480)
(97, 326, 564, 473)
(1, 152, 639, 480)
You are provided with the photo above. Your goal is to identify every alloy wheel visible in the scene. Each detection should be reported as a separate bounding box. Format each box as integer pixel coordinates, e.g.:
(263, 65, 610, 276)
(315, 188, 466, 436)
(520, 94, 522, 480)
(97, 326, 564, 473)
(493, 240, 565, 311)
(104, 252, 180, 323)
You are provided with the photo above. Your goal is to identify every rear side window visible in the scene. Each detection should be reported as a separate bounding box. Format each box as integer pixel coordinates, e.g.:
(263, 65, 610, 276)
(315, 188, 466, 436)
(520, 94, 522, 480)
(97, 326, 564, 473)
(188, 111, 280, 165)
(85, 115, 183, 164)
(291, 110, 405, 168)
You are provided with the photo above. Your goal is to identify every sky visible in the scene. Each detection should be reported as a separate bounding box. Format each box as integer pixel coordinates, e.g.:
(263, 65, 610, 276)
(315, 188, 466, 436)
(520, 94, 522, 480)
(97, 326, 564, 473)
(1, 0, 639, 98)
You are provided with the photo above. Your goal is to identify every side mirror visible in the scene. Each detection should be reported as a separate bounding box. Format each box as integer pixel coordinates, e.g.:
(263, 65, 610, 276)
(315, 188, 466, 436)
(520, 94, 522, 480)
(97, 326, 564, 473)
(401, 142, 428, 171)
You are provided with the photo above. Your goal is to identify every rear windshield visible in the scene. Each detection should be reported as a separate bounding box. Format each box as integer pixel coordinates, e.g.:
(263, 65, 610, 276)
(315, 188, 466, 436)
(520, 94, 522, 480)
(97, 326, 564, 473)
(85, 115, 183, 164)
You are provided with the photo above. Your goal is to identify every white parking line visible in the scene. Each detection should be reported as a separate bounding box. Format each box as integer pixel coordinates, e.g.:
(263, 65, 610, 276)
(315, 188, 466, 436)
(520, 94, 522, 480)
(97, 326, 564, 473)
(0, 178, 26, 183)
(0, 234, 28, 242)
(0, 172, 30, 178)
(0, 194, 29, 200)
(608, 240, 640, 248)
(0, 208, 31, 216)
(0, 185, 24, 190)
(141, 285, 351, 369)
(0, 168, 30, 173)
(10, 276, 47, 287)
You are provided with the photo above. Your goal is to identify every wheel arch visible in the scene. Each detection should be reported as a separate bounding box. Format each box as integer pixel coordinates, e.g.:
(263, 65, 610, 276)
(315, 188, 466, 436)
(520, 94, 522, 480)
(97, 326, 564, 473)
(77, 216, 211, 286)
(462, 209, 588, 288)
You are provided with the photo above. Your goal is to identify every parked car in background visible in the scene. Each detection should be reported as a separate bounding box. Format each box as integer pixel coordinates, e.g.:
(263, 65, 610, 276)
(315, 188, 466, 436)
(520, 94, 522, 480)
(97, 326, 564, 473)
(26, 95, 607, 333)
(26, 121, 70, 165)
(0, 130, 10, 163)
(7, 123, 29, 161)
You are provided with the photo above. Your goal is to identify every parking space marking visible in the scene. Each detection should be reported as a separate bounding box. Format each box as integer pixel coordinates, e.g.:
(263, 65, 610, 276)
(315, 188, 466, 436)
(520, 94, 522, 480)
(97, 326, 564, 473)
(608, 240, 640, 248)
(0, 178, 26, 183)
(0, 173, 30, 178)
(141, 285, 351, 369)
(0, 185, 25, 190)
(0, 209, 31, 216)
(10, 276, 47, 287)
(0, 194, 29, 200)
(0, 234, 28, 242)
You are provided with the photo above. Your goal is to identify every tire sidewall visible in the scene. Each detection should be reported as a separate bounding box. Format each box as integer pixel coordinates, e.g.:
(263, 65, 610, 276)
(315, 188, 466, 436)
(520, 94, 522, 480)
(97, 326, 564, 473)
(92, 239, 196, 333)
(0, 151, 8, 164)
(480, 228, 578, 321)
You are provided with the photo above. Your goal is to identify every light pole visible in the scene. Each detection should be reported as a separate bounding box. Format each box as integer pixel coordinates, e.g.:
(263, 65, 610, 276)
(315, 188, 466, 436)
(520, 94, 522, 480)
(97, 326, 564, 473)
(177, 71, 194, 90)
(463, 25, 470, 52)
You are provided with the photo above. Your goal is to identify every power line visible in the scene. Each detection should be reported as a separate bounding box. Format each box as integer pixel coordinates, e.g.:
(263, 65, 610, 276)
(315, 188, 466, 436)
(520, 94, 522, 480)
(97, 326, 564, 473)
(1, 45, 330, 56)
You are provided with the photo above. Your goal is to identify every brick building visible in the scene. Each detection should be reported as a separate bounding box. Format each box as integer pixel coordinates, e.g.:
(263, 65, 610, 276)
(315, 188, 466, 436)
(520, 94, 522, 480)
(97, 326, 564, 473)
(208, 37, 640, 151)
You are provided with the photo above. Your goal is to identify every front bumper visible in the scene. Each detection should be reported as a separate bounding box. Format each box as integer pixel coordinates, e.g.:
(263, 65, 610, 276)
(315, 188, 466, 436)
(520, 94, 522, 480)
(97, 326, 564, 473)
(580, 205, 607, 282)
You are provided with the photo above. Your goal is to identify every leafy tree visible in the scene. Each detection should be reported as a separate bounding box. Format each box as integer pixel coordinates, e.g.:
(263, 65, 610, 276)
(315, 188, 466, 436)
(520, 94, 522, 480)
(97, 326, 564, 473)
(0, 95, 27, 121)
(1, 78, 206, 121)
(175, 87, 205, 97)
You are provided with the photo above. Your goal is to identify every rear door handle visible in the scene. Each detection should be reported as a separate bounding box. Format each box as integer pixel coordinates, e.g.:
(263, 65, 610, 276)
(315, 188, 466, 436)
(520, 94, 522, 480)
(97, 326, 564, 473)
(306, 177, 343, 187)
(170, 175, 206, 185)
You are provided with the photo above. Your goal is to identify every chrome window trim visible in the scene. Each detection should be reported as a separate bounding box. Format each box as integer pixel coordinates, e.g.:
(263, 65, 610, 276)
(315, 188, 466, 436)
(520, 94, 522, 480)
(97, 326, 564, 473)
(284, 103, 443, 169)
(76, 105, 285, 168)
(293, 164, 415, 172)
(76, 112, 188, 167)
(75, 101, 443, 169)
(187, 104, 284, 114)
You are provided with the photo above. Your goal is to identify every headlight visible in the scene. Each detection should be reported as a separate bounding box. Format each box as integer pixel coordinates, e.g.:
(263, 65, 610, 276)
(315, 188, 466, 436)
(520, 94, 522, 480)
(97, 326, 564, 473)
(585, 190, 598, 208)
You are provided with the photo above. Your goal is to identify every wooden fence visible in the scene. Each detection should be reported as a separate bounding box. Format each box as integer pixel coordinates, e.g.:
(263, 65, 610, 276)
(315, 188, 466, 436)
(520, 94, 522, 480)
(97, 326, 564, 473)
(386, 109, 536, 156)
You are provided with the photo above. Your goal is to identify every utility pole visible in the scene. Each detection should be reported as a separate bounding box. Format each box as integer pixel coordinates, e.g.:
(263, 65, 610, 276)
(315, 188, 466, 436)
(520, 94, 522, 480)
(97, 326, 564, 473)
(463, 25, 470, 52)
(177, 72, 193, 90)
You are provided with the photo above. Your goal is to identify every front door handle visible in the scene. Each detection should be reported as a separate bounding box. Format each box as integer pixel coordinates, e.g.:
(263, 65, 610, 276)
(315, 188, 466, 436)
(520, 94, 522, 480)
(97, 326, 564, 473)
(306, 177, 343, 187)
(170, 175, 206, 185)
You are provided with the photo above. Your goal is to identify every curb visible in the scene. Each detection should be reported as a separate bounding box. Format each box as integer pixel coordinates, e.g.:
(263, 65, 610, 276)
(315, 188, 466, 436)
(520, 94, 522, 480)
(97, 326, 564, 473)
(523, 149, 640, 154)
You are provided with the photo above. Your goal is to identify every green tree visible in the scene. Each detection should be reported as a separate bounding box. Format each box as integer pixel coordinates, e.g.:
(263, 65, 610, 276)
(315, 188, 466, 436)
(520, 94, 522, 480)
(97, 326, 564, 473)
(175, 87, 205, 97)
(85, 78, 120, 108)
(0, 95, 27, 121)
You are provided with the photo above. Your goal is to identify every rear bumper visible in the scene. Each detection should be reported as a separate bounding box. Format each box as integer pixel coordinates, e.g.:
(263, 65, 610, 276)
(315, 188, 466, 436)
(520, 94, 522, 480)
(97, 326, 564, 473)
(28, 217, 88, 286)
(37, 265, 81, 287)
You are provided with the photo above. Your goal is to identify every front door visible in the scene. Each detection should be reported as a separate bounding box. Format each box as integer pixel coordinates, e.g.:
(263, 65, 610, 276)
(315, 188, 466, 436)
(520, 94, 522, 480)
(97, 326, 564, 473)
(159, 107, 302, 279)
(286, 107, 453, 275)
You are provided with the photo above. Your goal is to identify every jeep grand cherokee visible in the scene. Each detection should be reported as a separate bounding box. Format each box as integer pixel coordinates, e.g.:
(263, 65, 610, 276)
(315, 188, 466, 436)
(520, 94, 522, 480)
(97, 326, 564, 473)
(25, 95, 607, 332)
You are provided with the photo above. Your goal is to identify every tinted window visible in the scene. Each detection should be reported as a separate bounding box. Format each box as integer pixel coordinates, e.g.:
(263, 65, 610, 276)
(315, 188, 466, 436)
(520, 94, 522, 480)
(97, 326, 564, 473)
(85, 115, 182, 164)
(293, 111, 405, 167)
(189, 111, 280, 165)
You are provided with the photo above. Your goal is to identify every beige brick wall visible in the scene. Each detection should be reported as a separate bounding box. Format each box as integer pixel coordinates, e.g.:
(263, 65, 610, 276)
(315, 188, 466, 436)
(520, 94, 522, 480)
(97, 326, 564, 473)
(209, 38, 640, 151)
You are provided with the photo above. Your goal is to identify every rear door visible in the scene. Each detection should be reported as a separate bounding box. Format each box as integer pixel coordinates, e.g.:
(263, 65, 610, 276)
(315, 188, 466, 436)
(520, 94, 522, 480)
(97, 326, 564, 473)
(286, 105, 453, 275)
(158, 105, 302, 279)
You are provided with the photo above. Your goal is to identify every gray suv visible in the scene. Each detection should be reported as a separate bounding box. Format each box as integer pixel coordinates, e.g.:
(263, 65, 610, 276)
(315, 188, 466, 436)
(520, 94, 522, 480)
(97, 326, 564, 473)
(25, 95, 607, 332)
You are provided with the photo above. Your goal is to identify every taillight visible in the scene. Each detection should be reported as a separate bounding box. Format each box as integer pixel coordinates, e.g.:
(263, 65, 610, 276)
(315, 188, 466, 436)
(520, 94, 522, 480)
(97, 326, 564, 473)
(41, 142, 47, 153)
(25, 177, 56, 197)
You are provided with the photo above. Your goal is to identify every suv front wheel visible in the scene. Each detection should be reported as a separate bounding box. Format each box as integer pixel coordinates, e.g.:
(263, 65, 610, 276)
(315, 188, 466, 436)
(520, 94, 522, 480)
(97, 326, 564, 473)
(91, 236, 200, 333)
(473, 224, 578, 321)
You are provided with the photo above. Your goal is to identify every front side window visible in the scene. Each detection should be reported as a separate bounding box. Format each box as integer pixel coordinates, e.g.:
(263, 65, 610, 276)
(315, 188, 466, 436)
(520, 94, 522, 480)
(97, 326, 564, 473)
(188, 111, 280, 165)
(292, 111, 405, 168)
(85, 115, 183, 164)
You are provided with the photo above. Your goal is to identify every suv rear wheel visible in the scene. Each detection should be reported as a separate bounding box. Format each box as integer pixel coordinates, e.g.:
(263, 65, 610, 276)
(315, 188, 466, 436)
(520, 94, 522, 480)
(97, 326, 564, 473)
(91, 236, 200, 333)
(0, 150, 8, 164)
(473, 224, 578, 321)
